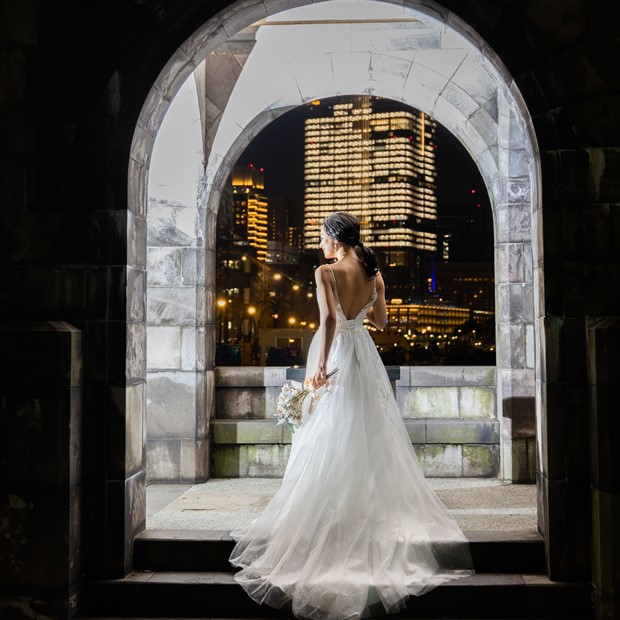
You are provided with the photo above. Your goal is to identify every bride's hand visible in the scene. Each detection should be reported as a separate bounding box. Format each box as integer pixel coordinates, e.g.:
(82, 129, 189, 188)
(310, 363, 327, 389)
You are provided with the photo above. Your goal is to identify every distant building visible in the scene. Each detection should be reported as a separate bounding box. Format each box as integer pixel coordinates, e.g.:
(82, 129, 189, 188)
(385, 299, 472, 335)
(266, 240, 299, 264)
(434, 262, 495, 312)
(232, 164, 268, 261)
(303, 96, 438, 293)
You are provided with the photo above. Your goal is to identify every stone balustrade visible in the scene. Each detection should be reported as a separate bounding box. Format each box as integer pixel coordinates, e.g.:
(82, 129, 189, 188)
(211, 365, 498, 478)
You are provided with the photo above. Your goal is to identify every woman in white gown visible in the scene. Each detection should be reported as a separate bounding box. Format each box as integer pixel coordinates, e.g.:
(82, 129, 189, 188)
(229, 212, 473, 619)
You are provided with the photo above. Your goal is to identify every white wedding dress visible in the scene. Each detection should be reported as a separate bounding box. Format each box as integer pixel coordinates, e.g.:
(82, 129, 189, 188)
(229, 267, 474, 619)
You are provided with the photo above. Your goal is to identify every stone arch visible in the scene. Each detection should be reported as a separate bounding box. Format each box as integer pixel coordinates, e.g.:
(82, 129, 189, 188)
(140, 0, 540, 487)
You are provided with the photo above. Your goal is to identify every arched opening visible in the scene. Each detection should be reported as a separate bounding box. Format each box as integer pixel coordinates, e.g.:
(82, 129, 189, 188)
(134, 0, 543, 552)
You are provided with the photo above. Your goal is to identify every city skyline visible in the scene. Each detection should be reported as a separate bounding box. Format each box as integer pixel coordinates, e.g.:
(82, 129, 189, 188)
(236, 95, 493, 263)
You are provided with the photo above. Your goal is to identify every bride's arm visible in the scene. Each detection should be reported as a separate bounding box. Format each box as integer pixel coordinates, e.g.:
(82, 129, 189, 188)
(366, 272, 388, 330)
(310, 265, 338, 388)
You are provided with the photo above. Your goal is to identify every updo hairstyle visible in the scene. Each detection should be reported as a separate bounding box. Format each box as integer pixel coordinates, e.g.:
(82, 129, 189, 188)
(322, 212, 380, 278)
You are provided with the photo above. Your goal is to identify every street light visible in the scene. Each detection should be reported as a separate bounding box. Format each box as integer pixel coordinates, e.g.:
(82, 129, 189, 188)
(216, 299, 227, 343)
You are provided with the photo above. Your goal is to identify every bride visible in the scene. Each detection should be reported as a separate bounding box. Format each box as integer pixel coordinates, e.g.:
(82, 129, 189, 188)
(229, 212, 473, 619)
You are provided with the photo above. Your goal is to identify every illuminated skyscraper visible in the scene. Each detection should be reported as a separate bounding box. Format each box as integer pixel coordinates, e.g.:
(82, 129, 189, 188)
(304, 96, 438, 286)
(232, 164, 268, 261)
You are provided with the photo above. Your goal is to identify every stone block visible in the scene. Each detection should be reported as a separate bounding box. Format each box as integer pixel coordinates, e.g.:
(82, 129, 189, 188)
(147, 200, 197, 247)
(406, 387, 459, 418)
(246, 444, 291, 478)
(265, 386, 281, 419)
(147, 325, 181, 369)
(128, 211, 147, 269)
(147, 247, 182, 285)
(146, 371, 196, 438)
(502, 396, 536, 438)
(410, 366, 495, 387)
(526, 324, 535, 369)
(147, 439, 181, 482)
(452, 52, 498, 106)
(426, 419, 499, 444)
(147, 286, 197, 325)
(395, 365, 410, 387)
(459, 387, 496, 419)
(180, 438, 208, 483)
(126, 320, 146, 383)
(264, 366, 287, 387)
(462, 444, 500, 477)
(213, 419, 283, 444)
(403, 419, 426, 443)
(215, 386, 266, 419)
(125, 382, 145, 478)
(498, 368, 536, 398)
(422, 444, 462, 477)
(181, 326, 197, 370)
(216, 366, 266, 387)
(212, 445, 247, 477)
(414, 48, 467, 80)
(496, 203, 531, 243)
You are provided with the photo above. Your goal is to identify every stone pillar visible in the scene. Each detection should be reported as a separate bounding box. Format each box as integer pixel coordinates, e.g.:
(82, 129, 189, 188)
(145, 36, 255, 483)
(587, 318, 620, 619)
(0, 322, 82, 619)
(495, 102, 538, 482)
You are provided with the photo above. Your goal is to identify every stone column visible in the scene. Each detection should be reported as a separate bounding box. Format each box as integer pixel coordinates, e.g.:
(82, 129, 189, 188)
(0, 322, 82, 619)
(495, 102, 537, 482)
(145, 35, 255, 483)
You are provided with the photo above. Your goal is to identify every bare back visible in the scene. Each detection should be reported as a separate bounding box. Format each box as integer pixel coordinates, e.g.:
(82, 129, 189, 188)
(328, 261, 376, 320)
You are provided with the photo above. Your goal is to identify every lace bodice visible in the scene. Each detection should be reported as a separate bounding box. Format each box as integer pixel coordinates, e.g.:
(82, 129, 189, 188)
(327, 265, 377, 333)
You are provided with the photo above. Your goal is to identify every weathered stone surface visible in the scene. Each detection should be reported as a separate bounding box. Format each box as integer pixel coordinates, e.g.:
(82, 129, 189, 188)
(147, 286, 197, 325)
(146, 371, 196, 438)
(410, 366, 495, 386)
(211, 444, 291, 478)
(213, 419, 284, 444)
(147, 247, 183, 285)
(216, 366, 266, 387)
(423, 444, 463, 477)
(426, 419, 500, 444)
(463, 444, 500, 477)
(215, 386, 266, 419)
(147, 439, 181, 482)
(405, 387, 459, 418)
(403, 419, 426, 443)
(147, 325, 182, 369)
(459, 387, 496, 419)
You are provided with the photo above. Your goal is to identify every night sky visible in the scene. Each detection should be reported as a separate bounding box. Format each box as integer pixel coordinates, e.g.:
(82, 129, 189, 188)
(235, 97, 493, 259)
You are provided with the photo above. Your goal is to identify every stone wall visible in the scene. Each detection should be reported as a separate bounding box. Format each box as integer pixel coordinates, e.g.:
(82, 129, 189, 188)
(212, 366, 499, 478)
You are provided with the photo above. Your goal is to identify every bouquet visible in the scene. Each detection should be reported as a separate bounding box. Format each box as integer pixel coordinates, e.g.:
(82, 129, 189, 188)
(275, 368, 339, 432)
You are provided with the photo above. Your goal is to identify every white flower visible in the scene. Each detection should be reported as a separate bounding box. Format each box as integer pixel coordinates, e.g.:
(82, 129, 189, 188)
(274, 369, 339, 432)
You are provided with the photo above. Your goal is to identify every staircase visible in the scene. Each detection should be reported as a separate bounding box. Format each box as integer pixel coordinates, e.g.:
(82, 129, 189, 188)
(81, 529, 593, 618)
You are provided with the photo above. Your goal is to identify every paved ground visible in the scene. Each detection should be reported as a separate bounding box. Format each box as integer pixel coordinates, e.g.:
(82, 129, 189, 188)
(147, 478, 538, 532)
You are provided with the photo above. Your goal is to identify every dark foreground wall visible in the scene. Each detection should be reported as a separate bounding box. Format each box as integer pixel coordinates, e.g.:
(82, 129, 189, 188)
(0, 1, 619, 618)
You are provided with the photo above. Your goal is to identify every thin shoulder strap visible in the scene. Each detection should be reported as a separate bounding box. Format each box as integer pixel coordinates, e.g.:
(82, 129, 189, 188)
(326, 264, 337, 289)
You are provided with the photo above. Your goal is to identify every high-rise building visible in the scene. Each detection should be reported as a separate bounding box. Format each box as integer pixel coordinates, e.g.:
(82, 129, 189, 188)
(303, 96, 438, 281)
(232, 164, 268, 261)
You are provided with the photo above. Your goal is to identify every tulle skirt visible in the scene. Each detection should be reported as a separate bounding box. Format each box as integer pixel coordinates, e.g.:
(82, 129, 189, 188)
(229, 325, 473, 620)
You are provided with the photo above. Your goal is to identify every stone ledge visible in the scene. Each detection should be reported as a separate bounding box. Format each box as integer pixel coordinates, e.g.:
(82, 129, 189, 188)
(408, 366, 496, 387)
(212, 418, 498, 446)
(212, 419, 289, 444)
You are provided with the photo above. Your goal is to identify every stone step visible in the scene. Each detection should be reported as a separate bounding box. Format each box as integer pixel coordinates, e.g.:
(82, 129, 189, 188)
(211, 418, 500, 478)
(133, 530, 545, 574)
(81, 571, 592, 618)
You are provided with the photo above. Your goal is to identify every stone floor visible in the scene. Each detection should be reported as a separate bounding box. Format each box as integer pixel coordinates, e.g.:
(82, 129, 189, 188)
(146, 478, 538, 532)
